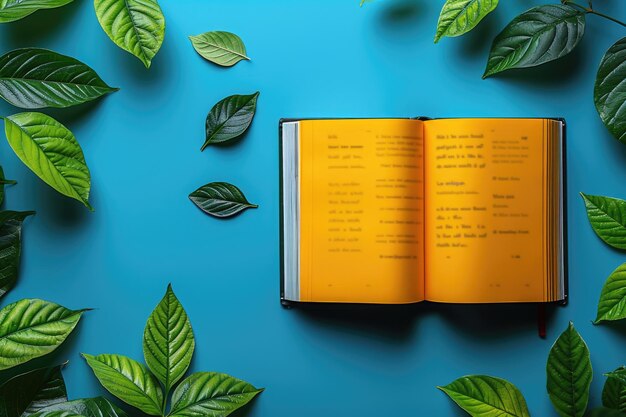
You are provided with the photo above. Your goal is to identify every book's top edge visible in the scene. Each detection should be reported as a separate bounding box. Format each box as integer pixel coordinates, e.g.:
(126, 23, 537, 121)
(279, 117, 566, 124)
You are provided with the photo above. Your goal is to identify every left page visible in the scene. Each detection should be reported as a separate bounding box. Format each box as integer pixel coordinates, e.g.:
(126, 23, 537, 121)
(299, 119, 425, 303)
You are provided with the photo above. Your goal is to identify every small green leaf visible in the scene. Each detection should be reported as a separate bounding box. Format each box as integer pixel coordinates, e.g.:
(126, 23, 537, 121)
(581, 193, 626, 250)
(94, 0, 165, 68)
(0, 299, 85, 370)
(82, 353, 163, 416)
(169, 372, 263, 417)
(603, 366, 626, 412)
(0, 210, 35, 227)
(483, 4, 585, 78)
(437, 375, 530, 417)
(595, 263, 626, 323)
(0, 211, 34, 300)
(189, 31, 249, 67)
(594, 37, 626, 143)
(0, 166, 16, 206)
(0, 0, 74, 23)
(0, 48, 118, 109)
(547, 322, 592, 417)
(202, 92, 259, 150)
(434, 0, 498, 43)
(0, 364, 67, 417)
(143, 284, 194, 395)
(189, 182, 258, 218)
(37, 397, 129, 417)
(3, 112, 92, 210)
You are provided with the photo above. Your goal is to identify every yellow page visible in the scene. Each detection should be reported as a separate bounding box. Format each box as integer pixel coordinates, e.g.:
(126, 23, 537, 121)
(299, 119, 424, 303)
(423, 118, 548, 303)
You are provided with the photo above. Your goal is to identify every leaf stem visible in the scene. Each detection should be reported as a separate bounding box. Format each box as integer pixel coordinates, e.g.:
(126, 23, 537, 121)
(0, 179, 16, 185)
(563, 0, 626, 27)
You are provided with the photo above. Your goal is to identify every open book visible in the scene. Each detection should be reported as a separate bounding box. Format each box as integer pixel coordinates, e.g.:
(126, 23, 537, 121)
(280, 118, 566, 305)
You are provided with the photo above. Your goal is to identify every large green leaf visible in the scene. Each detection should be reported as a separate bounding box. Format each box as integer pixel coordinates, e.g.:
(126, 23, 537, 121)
(189, 32, 249, 67)
(37, 397, 129, 417)
(581, 193, 626, 250)
(93, 0, 165, 68)
(603, 367, 626, 412)
(0, 48, 117, 109)
(595, 263, 626, 323)
(434, 0, 498, 43)
(0, 364, 67, 417)
(82, 354, 163, 416)
(202, 92, 259, 150)
(594, 37, 626, 143)
(143, 284, 194, 395)
(0, 0, 74, 23)
(0, 299, 85, 370)
(547, 322, 592, 417)
(189, 182, 258, 218)
(170, 372, 263, 417)
(0, 166, 16, 206)
(437, 375, 530, 417)
(0, 212, 34, 300)
(483, 4, 585, 78)
(3, 112, 92, 210)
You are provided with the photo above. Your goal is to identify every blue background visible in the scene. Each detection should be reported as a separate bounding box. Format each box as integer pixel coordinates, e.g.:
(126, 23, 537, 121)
(0, 0, 625, 415)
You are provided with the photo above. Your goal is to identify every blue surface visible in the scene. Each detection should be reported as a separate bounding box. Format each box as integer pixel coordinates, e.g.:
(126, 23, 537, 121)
(0, 0, 625, 415)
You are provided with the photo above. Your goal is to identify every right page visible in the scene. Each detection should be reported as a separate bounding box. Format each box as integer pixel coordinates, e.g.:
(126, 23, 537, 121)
(423, 118, 557, 303)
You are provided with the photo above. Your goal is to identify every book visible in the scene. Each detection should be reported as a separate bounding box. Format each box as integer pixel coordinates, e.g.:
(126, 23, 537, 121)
(280, 117, 566, 305)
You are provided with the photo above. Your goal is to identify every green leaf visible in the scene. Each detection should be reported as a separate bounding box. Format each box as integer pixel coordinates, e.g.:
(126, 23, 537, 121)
(594, 37, 626, 143)
(0, 211, 34, 300)
(483, 4, 585, 78)
(595, 263, 626, 323)
(202, 92, 259, 150)
(0, 0, 74, 23)
(590, 408, 626, 417)
(0, 299, 85, 370)
(37, 397, 129, 417)
(26, 411, 82, 417)
(434, 0, 498, 43)
(143, 284, 194, 395)
(547, 322, 592, 417)
(189, 182, 258, 218)
(189, 32, 249, 67)
(82, 354, 163, 416)
(3, 112, 92, 210)
(603, 366, 626, 412)
(169, 372, 263, 417)
(581, 193, 626, 250)
(0, 364, 67, 417)
(0, 210, 35, 228)
(0, 48, 118, 109)
(0, 166, 16, 206)
(93, 0, 165, 68)
(437, 375, 530, 417)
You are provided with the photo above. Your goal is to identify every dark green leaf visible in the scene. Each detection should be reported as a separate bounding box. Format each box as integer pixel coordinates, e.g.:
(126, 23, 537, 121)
(0, 211, 34, 300)
(590, 408, 626, 417)
(3, 112, 92, 210)
(189, 32, 249, 67)
(202, 92, 259, 150)
(546, 322, 592, 417)
(0, 210, 34, 228)
(37, 397, 129, 417)
(0, 364, 67, 417)
(596, 263, 626, 323)
(0, 166, 16, 206)
(0, 0, 74, 23)
(143, 284, 194, 395)
(603, 366, 626, 412)
(483, 4, 585, 78)
(189, 182, 258, 218)
(581, 193, 626, 250)
(0, 299, 85, 370)
(434, 0, 499, 43)
(25, 411, 81, 417)
(169, 372, 263, 417)
(82, 354, 163, 416)
(0, 48, 117, 109)
(594, 37, 626, 143)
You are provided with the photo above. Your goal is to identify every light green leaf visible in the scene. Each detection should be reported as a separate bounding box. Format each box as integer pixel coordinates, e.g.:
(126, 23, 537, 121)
(0, 48, 118, 109)
(0, 364, 67, 417)
(596, 263, 626, 323)
(82, 354, 163, 416)
(170, 372, 263, 417)
(0, 166, 16, 206)
(0, 211, 34, 300)
(581, 193, 626, 250)
(603, 366, 626, 412)
(38, 397, 129, 417)
(3, 112, 92, 210)
(143, 284, 194, 395)
(437, 375, 530, 417)
(0, 299, 85, 370)
(0, 0, 74, 23)
(594, 37, 626, 143)
(434, 0, 498, 43)
(202, 92, 259, 150)
(547, 322, 592, 417)
(189, 182, 258, 218)
(93, 0, 165, 68)
(189, 32, 249, 67)
(483, 4, 585, 78)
